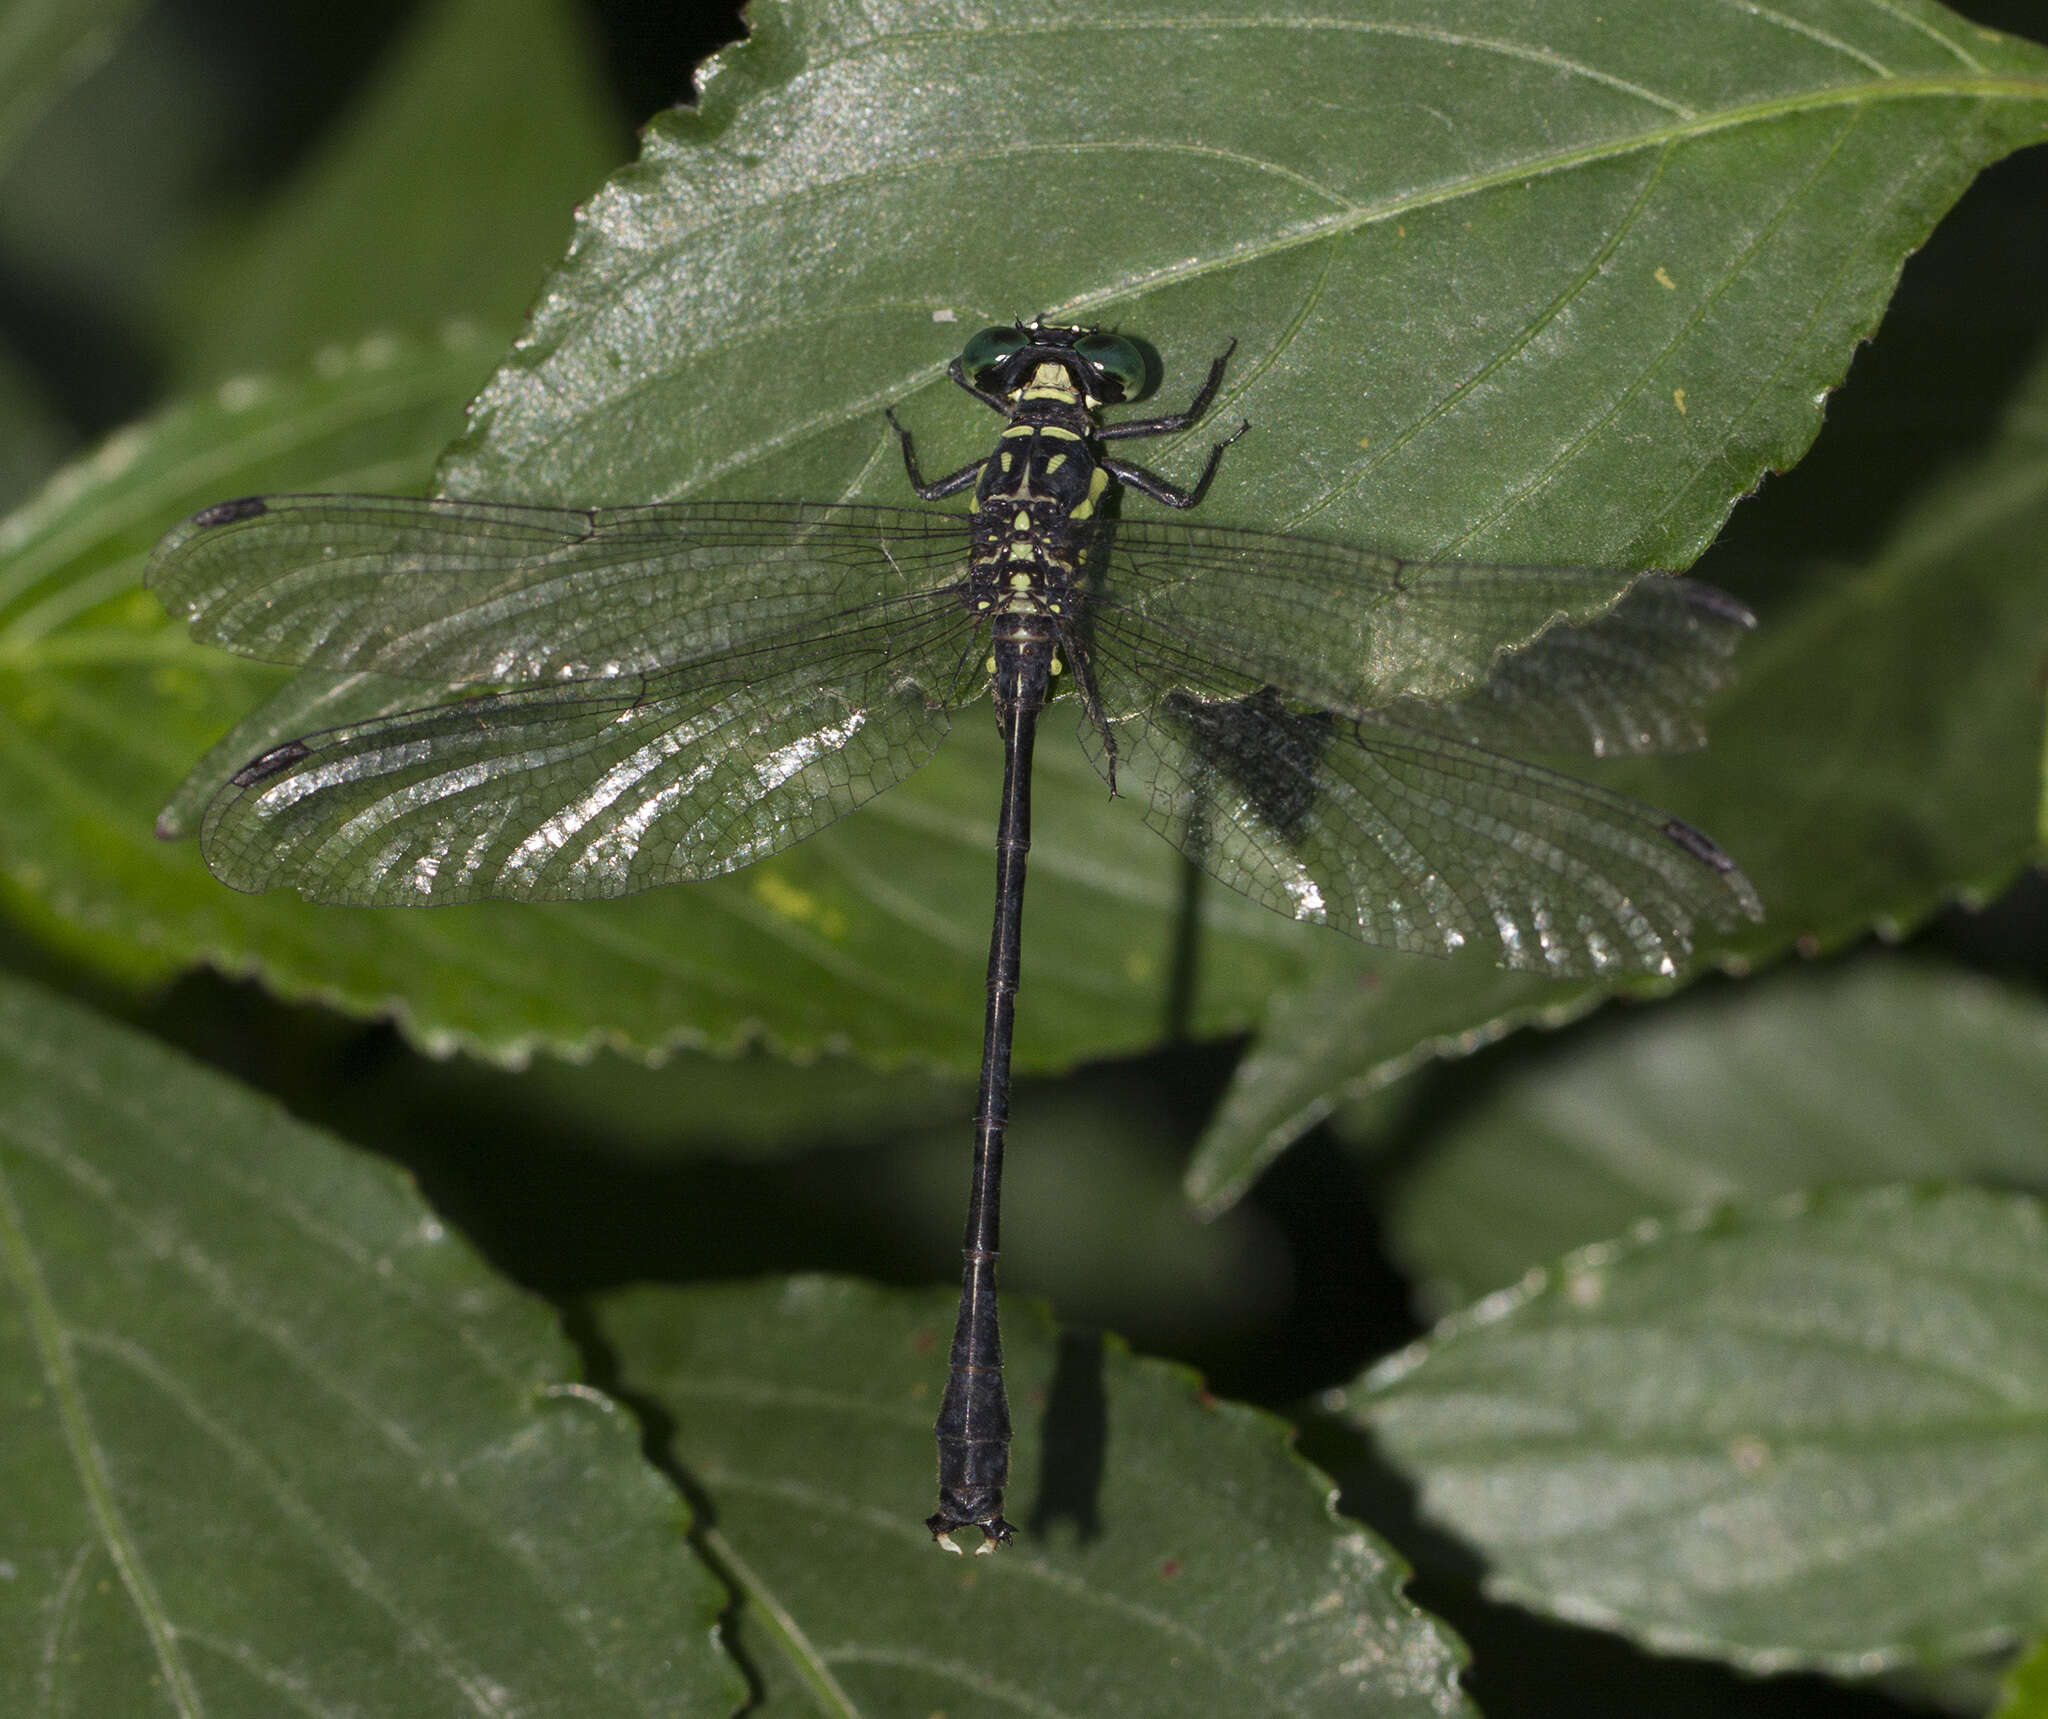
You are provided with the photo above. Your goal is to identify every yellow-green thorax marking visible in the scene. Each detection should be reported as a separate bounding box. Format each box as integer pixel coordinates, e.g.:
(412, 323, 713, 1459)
(968, 363, 1106, 622)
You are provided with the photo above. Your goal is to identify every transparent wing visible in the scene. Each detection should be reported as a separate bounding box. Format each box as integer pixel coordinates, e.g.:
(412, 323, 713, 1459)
(1093, 518, 1677, 715)
(156, 669, 454, 839)
(199, 600, 976, 905)
(148, 494, 974, 682)
(1086, 624, 1760, 976)
(1385, 577, 1754, 757)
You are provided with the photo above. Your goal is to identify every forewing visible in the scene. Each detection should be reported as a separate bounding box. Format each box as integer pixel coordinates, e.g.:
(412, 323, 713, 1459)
(1387, 577, 1755, 757)
(1087, 630, 1760, 977)
(199, 603, 974, 905)
(1093, 519, 1669, 714)
(148, 495, 973, 683)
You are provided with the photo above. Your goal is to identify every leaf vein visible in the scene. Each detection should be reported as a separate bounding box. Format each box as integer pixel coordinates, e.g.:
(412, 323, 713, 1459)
(1438, 107, 1865, 554)
(1705, 0, 1894, 78)
(0, 1158, 206, 1717)
(1285, 144, 1672, 536)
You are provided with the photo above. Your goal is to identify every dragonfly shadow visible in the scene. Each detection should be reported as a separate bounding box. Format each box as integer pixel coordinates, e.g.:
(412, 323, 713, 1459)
(555, 1297, 769, 1706)
(1162, 848, 1206, 1045)
(1025, 1327, 1108, 1543)
(1158, 686, 1336, 1043)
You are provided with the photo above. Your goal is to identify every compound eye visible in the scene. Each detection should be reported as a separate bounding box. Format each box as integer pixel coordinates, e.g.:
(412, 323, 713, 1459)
(1073, 331, 1145, 402)
(961, 325, 1029, 384)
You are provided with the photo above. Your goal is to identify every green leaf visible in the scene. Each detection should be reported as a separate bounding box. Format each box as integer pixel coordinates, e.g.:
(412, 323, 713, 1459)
(1350, 1185, 2048, 1675)
(1995, 1634, 2048, 1719)
(596, 1276, 1474, 1717)
(455, 1041, 970, 1162)
(173, 0, 627, 383)
(1186, 314, 2048, 1213)
(0, 970, 743, 1717)
(0, 337, 72, 515)
(2039, 708, 2048, 848)
(0, 0, 143, 172)
(1387, 960, 2048, 1312)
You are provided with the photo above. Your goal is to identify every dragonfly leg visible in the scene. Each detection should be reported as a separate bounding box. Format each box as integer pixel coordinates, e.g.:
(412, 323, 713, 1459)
(1101, 418, 1250, 511)
(1098, 339, 1238, 441)
(945, 355, 1015, 415)
(886, 406, 986, 500)
(1060, 631, 1121, 796)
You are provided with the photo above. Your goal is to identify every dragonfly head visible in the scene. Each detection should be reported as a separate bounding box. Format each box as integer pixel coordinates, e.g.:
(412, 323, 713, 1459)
(961, 320, 1146, 409)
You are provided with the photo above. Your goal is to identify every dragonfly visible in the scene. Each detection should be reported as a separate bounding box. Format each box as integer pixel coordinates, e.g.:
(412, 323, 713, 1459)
(149, 319, 1762, 1552)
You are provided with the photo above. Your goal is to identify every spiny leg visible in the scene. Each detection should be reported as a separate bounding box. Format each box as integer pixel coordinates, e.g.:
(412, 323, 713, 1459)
(886, 406, 985, 500)
(1102, 418, 1250, 511)
(1097, 339, 1238, 441)
(946, 356, 1014, 414)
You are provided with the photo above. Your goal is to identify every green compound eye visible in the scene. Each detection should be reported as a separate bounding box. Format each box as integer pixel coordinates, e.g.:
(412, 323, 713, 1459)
(1073, 331, 1145, 402)
(961, 325, 1029, 383)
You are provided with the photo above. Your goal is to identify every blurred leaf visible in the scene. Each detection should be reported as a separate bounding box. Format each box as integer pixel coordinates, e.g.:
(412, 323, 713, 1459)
(1188, 324, 2048, 1213)
(174, 0, 627, 383)
(474, 1041, 969, 1161)
(1996, 1635, 2048, 1719)
(2038, 707, 2048, 847)
(0, 8, 233, 357)
(0, 336, 71, 512)
(846, 1082, 1290, 1346)
(0, 0, 142, 171)
(0, 969, 743, 1717)
(597, 1275, 1473, 1717)
(1351, 1185, 2048, 1675)
(1387, 960, 2048, 1312)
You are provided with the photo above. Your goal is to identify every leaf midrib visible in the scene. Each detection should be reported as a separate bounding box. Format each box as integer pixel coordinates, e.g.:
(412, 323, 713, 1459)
(561, 68, 2048, 499)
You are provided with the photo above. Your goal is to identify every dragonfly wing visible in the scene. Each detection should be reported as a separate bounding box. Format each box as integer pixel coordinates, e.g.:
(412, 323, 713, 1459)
(156, 670, 462, 839)
(149, 495, 973, 683)
(1089, 634, 1760, 976)
(199, 604, 971, 904)
(1387, 577, 1754, 757)
(1094, 519, 1675, 715)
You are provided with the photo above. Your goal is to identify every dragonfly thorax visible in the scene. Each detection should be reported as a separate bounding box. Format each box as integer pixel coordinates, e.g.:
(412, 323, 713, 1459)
(965, 398, 1107, 625)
